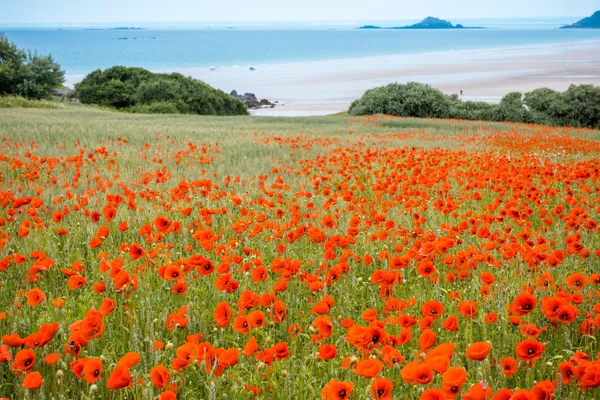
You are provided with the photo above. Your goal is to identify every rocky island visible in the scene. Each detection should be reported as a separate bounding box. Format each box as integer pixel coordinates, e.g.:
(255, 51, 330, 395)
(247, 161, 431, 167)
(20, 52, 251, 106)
(561, 10, 600, 29)
(359, 16, 482, 29)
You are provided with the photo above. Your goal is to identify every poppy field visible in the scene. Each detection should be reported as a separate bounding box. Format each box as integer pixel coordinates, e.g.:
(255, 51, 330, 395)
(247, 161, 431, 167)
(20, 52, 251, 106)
(0, 108, 599, 399)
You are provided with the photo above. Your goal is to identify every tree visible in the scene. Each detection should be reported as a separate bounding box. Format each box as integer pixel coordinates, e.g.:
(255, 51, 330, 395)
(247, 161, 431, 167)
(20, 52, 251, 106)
(0, 33, 65, 99)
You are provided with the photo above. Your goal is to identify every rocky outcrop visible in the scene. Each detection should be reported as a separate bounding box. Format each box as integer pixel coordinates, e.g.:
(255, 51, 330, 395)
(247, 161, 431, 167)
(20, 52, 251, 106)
(230, 91, 275, 109)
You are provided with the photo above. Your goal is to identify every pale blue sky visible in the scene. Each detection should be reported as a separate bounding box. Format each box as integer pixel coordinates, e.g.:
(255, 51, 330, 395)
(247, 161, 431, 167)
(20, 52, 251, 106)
(1, 0, 599, 24)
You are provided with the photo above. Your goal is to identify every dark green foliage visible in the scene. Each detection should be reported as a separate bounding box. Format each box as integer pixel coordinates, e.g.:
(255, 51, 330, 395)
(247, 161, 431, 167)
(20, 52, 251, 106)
(548, 84, 600, 128)
(349, 82, 451, 118)
(496, 92, 532, 123)
(0, 33, 65, 99)
(75, 66, 248, 116)
(349, 82, 600, 128)
(449, 101, 496, 121)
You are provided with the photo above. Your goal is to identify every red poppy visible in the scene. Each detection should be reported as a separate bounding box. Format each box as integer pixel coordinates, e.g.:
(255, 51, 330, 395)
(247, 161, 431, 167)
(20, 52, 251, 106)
(371, 378, 393, 400)
(515, 339, 546, 363)
(466, 342, 492, 361)
(22, 371, 43, 389)
(322, 380, 353, 400)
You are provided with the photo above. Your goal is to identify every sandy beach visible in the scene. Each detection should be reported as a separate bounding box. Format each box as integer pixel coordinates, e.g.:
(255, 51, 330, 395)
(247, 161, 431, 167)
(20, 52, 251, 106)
(171, 40, 600, 116)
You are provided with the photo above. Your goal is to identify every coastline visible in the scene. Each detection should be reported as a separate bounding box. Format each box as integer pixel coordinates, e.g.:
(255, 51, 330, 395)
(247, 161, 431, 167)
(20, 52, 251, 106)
(65, 39, 600, 116)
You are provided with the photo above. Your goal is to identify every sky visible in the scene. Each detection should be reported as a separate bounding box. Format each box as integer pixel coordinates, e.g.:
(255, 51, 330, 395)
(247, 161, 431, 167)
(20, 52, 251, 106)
(1, 0, 599, 24)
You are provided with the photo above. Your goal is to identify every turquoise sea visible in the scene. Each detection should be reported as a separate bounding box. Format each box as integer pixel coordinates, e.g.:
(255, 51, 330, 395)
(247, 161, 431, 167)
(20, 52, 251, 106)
(3, 19, 600, 81)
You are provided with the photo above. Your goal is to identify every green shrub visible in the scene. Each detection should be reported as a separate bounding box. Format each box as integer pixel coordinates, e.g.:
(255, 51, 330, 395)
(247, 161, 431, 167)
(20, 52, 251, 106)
(75, 66, 248, 116)
(350, 82, 600, 128)
(0, 33, 65, 99)
(548, 84, 600, 128)
(448, 101, 497, 121)
(496, 92, 532, 123)
(130, 101, 182, 114)
(349, 82, 451, 118)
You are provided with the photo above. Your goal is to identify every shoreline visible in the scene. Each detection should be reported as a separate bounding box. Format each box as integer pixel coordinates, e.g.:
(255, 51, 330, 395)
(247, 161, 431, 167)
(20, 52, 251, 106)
(64, 39, 600, 116)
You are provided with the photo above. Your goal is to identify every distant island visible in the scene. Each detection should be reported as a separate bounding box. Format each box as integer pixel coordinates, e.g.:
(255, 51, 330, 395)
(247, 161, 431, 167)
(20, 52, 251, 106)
(561, 10, 600, 29)
(359, 16, 483, 30)
(84, 27, 143, 31)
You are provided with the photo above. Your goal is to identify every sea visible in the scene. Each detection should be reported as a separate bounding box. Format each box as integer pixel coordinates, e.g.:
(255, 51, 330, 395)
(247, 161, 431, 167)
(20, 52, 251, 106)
(3, 18, 600, 87)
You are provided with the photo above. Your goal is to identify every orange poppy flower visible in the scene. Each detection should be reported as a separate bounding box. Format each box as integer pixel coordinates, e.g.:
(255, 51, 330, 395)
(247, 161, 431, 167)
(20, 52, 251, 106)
(0, 345, 12, 362)
(83, 358, 103, 384)
(457, 301, 478, 318)
(43, 353, 61, 365)
(353, 359, 383, 378)
(242, 336, 259, 357)
(317, 344, 337, 360)
(67, 275, 87, 290)
(12, 349, 35, 373)
(441, 315, 459, 331)
(498, 357, 518, 377)
(107, 365, 132, 390)
(442, 366, 467, 398)
(510, 292, 537, 316)
(22, 371, 43, 389)
(419, 329, 437, 351)
(322, 379, 353, 400)
(232, 316, 250, 335)
(419, 388, 448, 400)
(27, 288, 46, 307)
(150, 364, 170, 389)
(213, 302, 232, 328)
(421, 300, 445, 319)
(247, 310, 266, 329)
(465, 342, 492, 361)
(515, 339, 546, 363)
(371, 378, 393, 400)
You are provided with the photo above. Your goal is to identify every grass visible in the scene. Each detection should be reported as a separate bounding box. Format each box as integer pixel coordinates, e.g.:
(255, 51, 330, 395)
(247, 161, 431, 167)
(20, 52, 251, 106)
(0, 107, 599, 399)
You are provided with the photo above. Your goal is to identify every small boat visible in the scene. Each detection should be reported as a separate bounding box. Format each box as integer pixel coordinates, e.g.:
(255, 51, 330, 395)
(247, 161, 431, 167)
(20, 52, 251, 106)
(209, 67, 218, 71)
(249, 67, 256, 71)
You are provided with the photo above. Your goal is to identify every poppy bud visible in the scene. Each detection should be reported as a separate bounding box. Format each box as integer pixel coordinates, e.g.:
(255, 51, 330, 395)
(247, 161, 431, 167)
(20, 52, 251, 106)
(90, 385, 97, 392)
(100, 355, 105, 361)
(281, 370, 288, 377)
(152, 319, 158, 324)
(165, 342, 173, 350)
(57, 369, 63, 379)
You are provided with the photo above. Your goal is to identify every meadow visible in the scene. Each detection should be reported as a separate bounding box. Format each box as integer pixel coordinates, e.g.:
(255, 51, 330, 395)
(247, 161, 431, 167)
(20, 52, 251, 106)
(0, 107, 599, 399)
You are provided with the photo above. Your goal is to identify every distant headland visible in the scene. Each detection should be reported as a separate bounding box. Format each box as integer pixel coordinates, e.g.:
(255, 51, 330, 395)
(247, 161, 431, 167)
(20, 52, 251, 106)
(359, 17, 483, 30)
(561, 10, 600, 29)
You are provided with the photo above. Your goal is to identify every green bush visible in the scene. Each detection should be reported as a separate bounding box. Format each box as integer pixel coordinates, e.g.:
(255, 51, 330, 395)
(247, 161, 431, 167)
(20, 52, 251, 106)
(349, 82, 600, 128)
(496, 92, 532, 123)
(75, 66, 248, 116)
(349, 82, 451, 118)
(548, 84, 600, 128)
(130, 101, 182, 114)
(0, 33, 65, 99)
(448, 101, 497, 121)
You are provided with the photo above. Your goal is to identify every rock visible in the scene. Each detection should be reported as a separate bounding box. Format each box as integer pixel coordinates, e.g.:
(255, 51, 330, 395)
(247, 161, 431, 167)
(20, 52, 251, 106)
(230, 91, 275, 109)
(243, 93, 257, 101)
